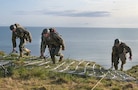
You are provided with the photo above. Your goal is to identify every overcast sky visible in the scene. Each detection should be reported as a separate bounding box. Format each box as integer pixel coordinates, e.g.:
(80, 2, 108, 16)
(0, 0, 138, 27)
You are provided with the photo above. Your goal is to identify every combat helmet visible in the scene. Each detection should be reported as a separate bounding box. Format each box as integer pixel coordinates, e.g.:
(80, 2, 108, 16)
(114, 38, 120, 45)
(42, 28, 50, 35)
(10, 25, 16, 30)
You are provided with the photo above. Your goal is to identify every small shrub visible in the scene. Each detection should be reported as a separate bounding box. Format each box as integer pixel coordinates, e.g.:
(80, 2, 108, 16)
(112, 87, 120, 90)
(0, 51, 5, 56)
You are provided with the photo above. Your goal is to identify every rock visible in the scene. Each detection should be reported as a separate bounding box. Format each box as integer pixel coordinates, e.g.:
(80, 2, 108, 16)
(122, 83, 133, 90)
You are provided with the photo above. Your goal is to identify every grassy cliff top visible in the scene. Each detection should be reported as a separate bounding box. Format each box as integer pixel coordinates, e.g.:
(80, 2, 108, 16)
(0, 51, 138, 90)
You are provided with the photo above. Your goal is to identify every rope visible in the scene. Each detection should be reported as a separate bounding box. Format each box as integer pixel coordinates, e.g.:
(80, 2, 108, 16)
(91, 71, 109, 90)
(59, 61, 75, 72)
(52, 62, 66, 70)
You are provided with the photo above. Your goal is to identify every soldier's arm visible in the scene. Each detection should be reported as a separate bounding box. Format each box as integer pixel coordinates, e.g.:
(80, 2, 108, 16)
(11, 32, 18, 53)
(40, 36, 47, 56)
(111, 46, 116, 67)
(27, 31, 32, 43)
(12, 32, 17, 48)
(24, 29, 32, 43)
(124, 44, 132, 58)
(58, 36, 65, 50)
(61, 40, 65, 50)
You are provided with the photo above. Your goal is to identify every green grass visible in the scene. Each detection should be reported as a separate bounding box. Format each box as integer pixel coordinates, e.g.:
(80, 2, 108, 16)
(0, 51, 5, 56)
(0, 51, 138, 90)
(126, 65, 138, 79)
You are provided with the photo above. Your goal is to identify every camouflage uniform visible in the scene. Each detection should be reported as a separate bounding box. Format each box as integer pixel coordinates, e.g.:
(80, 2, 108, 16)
(12, 27, 32, 57)
(40, 29, 65, 64)
(112, 42, 132, 71)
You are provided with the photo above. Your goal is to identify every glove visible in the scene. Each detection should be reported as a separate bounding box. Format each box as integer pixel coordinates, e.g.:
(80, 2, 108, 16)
(29, 39, 32, 43)
(62, 46, 65, 50)
(129, 56, 132, 60)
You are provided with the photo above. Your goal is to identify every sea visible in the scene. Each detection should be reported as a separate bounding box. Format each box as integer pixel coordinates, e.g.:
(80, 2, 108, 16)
(0, 26, 138, 70)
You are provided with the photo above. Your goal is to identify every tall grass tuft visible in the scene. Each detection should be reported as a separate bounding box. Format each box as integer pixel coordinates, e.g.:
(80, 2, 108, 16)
(0, 51, 5, 56)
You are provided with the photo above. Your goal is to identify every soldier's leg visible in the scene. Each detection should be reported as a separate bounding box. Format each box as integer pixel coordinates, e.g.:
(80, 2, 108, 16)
(50, 47, 56, 64)
(59, 54, 64, 62)
(51, 55, 55, 64)
(119, 53, 126, 71)
(114, 57, 119, 70)
(40, 36, 47, 58)
(19, 38, 25, 57)
(54, 46, 63, 62)
(23, 48, 31, 56)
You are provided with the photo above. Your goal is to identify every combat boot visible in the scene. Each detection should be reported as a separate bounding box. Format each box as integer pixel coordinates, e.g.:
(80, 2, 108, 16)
(120, 67, 123, 71)
(20, 52, 23, 57)
(40, 55, 45, 59)
(59, 55, 63, 62)
(52, 57, 56, 64)
(120, 64, 123, 71)
(40, 52, 46, 59)
(23, 48, 31, 56)
(114, 65, 118, 70)
(25, 50, 31, 56)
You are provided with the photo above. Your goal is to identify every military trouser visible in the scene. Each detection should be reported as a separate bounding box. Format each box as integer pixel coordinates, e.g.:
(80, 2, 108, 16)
(119, 53, 126, 71)
(113, 53, 126, 70)
(113, 56, 119, 70)
(49, 45, 63, 64)
(19, 38, 30, 57)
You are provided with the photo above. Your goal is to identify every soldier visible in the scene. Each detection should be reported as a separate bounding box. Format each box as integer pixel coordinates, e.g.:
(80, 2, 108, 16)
(9, 24, 32, 57)
(40, 28, 65, 64)
(111, 39, 132, 71)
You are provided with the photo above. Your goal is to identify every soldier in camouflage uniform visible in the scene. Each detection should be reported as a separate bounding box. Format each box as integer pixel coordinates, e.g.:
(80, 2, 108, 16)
(40, 28, 65, 64)
(111, 39, 132, 71)
(10, 24, 32, 57)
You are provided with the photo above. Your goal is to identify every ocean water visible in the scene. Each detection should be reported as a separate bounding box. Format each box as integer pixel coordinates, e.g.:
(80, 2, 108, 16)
(0, 26, 138, 70)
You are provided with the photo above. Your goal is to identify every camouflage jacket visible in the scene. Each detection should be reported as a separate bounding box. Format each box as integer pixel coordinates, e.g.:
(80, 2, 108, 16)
(40, 32, 65, 53)
(111, 42, 132, 64)
(12, 27, 32, 48)
(49, 32, 65, 47)
(111, 42, 132, 62)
